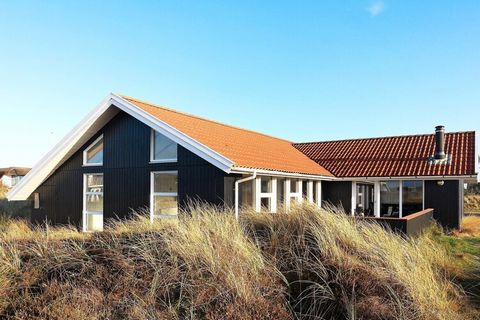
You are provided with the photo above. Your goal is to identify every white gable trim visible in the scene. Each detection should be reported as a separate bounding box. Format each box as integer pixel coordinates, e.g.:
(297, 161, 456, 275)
(8, 93, 234, 201)
(111, 95, 233, 172)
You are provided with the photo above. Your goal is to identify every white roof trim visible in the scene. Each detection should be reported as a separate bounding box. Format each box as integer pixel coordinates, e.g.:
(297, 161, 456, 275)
(231, 166, 335, 180)
(8, 93, 234, 201)
(111, 95, 234, 172)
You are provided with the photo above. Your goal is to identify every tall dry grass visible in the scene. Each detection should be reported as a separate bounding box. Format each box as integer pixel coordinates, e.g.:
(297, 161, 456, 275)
(465, 195, 480, 213)
(0, 204, 476, 319)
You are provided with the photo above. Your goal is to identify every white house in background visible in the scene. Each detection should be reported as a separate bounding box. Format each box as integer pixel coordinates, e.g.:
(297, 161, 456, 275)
(0, 167, 30, 188)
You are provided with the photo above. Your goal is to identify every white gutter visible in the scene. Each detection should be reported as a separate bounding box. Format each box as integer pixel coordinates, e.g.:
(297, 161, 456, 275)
(231, 167, 334, 181)
(234, 171, 257, 220)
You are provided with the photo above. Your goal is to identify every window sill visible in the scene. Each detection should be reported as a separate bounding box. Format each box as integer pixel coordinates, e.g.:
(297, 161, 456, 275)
(150, 159, 178, 164)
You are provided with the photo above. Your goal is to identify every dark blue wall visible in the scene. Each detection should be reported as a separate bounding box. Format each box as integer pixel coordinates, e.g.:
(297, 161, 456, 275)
(32, 109, 227, 228)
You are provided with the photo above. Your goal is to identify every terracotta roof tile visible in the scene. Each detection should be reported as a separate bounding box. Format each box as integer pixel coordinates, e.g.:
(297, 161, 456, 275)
(294, 132, 476, 177)
(122, 96, 333, 176)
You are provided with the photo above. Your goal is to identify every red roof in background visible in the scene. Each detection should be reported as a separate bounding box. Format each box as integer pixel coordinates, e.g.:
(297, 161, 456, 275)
(294, 132, 477, 177)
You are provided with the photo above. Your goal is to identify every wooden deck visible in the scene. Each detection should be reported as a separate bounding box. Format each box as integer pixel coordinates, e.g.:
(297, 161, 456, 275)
(358, 208, 434, 236)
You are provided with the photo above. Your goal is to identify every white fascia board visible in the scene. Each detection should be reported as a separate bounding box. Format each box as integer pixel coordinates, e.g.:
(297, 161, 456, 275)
(231, 166, 335, 180)
(111, 94, 234, 172)
(8, 93, 235, 201)
(7, 94, 115, 201)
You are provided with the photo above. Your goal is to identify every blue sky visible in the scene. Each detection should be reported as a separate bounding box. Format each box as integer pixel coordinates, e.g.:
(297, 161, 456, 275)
(1, 1, 479, 167)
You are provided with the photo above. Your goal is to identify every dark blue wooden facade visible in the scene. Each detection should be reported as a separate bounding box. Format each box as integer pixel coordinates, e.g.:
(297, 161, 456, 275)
(32, 109, 228, 228)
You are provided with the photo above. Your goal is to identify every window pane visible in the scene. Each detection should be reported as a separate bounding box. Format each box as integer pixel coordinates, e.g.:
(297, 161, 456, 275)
(153, 172, 178, 193)
(153, 131, 177, 161)
(277, 178, 285, 208)
(290, 179, 297, 193)
(380, 181, 400, 217)
(86, 213, 103, 231)
(34, 193, 40, 209)
(313, 182, 318, 203)
(154, 196, 178, 215)
(403, 180, 423, 216)
(86, 138, 103, 164)
(302, 181, 308, 198)
(260, 197, 270, 212)
(86, 194, 103, 212)
(239, 179, 253, 208)
(86, 174, 103, 193)
(261, 177, 272, 193)
(356, 184, 374, 216)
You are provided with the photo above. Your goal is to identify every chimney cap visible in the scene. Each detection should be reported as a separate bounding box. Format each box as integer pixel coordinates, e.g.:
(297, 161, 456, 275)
(435, 125, 445, 131)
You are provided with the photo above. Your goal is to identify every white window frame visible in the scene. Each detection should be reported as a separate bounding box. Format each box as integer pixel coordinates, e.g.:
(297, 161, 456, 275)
(255, 176, 277, 213)
(286, 179, 302, 210)
(315, 181, 322, 208)
(368, 179, 425, 218)
(33, 192, 40, 209)
(150, 170, 178, 221)
(83, 173, 104, 232)
(150, 129, 178, 163)
(83, 135, 104, 166)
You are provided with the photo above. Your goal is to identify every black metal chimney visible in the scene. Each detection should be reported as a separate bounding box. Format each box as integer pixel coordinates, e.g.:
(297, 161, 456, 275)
(434, 125, 446, 160)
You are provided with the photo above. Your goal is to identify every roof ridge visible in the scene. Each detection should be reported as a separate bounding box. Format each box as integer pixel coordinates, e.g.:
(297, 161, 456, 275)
(119, 94, 293, 143)
(294, 131, 475, 146)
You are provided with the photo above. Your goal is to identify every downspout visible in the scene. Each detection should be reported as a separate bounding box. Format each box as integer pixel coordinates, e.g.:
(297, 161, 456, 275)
(234, 171, 257, 220)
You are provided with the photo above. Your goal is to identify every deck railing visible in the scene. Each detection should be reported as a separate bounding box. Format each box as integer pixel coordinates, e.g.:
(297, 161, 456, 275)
(358, 208, 434, 236)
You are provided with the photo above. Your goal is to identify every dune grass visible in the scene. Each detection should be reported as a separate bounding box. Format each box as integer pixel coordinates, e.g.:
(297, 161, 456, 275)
(465, 195, 480, 213)
(0, 204, 478, 319)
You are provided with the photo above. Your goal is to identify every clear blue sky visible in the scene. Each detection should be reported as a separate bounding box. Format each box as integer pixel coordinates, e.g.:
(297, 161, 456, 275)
(1, 1, 479, 167)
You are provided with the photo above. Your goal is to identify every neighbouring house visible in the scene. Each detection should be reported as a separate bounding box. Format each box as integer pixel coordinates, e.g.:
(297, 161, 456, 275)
(0, 167, 30, 188)
(7, 94, 478, 234)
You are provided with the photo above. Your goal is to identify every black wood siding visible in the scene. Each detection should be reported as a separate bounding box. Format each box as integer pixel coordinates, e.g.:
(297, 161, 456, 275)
(322, 181, 352, 213)
(424, 180, 462, 229)
(31, 110, 227, 228)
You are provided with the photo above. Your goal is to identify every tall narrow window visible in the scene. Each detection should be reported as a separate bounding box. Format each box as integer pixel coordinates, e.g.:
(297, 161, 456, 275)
(256, 176, 276, 213)
(288, 179, 302, 206)
(402, 180, 423, 216)
(83, 173, 104, 231)
(276, 178, 285, 210)
(151, 171, 178, 219)
(33, 193, 40, 209)
(151, 130, 177, 162)
(83, 135, 103, 166)
(380, 181, 400, 217)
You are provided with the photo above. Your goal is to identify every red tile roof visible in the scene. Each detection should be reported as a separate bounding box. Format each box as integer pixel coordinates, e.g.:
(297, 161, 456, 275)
(122, 96, 333, 177)
(294, 132, 477, 177)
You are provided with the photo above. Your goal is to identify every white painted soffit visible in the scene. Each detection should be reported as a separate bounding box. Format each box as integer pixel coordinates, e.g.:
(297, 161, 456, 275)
(7, 93, 234, 201)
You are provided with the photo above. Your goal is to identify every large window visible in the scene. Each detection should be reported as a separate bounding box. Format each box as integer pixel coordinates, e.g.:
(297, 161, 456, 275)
(402, 180, 423, 216)
(151, 130, 177, 162)
(83, 135, 103, 166)
(83, 173, 104, 232)
(380, 181, 400, 217)
(151, 171, 178, 219)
